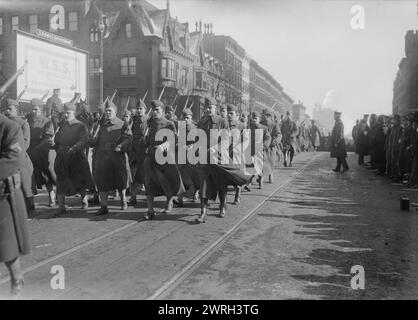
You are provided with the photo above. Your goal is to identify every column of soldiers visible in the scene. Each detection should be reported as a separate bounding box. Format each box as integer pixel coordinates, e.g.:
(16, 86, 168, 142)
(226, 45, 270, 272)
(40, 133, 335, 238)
(1, 90, 324, 295)
(352, 112, 418, 186)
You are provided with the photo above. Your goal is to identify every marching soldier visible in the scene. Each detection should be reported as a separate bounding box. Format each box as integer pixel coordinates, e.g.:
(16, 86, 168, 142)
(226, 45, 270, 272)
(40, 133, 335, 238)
(128, 100, 148, 206)
(27, 98, 57, 206)
(51, 102, 95, 215)
(280, 111, 298, 167)
(143, 100, 185, 219)
(309, 120, 321, 152)
(4, 99, 35, 213)
(0, 114, 31, 296)
(330, 111, 349, 173)
(175, 108, 201, 207)
(45, 88, 64, 131)
(249, 111, 271, 189)
(92, 101, 132, 215)
(227, 104, 247, 204)
(165, 105, 178, 123)
(261, 109, 282, 183)
(219, 104, 228, 119)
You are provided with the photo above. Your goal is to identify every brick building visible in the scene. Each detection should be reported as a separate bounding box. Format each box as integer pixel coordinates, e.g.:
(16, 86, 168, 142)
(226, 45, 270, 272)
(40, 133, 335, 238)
(292, 102, 306, 122)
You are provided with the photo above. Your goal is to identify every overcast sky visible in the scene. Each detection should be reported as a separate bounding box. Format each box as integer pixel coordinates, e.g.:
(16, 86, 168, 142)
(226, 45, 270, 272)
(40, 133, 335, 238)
(149, 0, 418, 132)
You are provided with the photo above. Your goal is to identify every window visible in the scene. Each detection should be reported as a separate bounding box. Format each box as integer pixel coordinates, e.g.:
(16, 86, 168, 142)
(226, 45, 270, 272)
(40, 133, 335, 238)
(160, 58, 175, 79)
(0, 17, 3, 35)
(11, 16, 19, 31)
(125, 23, 131, 38)
(69, 12, 78, 31)
(195, 71, 202, 88)
(29, 15, 38, 33)
(89, 57, 100, 77)
(90, 25, 99, 42)
(120, 56, 136, 76)
(180, 68, 188, 87)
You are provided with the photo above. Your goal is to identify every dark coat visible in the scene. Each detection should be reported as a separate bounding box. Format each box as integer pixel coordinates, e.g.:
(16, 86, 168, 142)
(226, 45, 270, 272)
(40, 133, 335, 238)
(330, 119, 347, 158)
(131, 114, 148, 184)
(92, 117, 132, 192)
(250, 122, 272, 176)
(281, 118, 298, 151)
(46, 94, 63, 130)
(178, 121, 201, 191)
(8, 115, 34, 198)
(309, 125, 321, 148)
(143, 117, 184, 198)
(53, 119, 95, 196)
(357, 122, 370, 156)
(27, 114, 56, 189)
(0, 114, 30, 262)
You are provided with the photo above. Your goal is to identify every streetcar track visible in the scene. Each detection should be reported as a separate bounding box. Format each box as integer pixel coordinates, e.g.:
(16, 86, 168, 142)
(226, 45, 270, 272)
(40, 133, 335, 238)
(146, 153, 322, 300)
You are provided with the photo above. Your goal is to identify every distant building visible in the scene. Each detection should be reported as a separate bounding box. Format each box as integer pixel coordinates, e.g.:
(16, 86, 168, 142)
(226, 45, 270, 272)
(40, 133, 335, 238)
(393, 30, 418, 116)
(292, 102, 306, 122)
(312, 103, 334, 135)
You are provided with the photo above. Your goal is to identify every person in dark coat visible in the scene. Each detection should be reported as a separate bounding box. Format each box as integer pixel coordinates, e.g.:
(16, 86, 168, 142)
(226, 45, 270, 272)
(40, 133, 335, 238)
(352, 120, 360, 155)
(175, 108, 201, 207)
(5, 99, 35, 213)
(310, 120, 321, 152)
(128, 100, 149, 206)
(389, 115, 402, 182)
(374, 115, 387, 176)
(408, 113, 418, 187)
(143, 100, 185, 219)
(261, 109, 282, 183)
(51, 102, 95, 214)
(399, 115, 413, 182)
(357, 119, 370, 165)
(0, 114, 31, 296)
(330, 111, 349, 173)
(368, 114, 378, 169)
(280, 111, 298, 167)
(249, 111, 272, 189)
(27, 98, 57, 207)
(45, 88, 64, 132)
(92, 101, 132, 215)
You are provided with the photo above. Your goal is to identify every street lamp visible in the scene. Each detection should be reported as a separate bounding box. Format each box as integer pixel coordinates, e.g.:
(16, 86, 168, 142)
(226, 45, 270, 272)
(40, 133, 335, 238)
(98, 16, 105, 105)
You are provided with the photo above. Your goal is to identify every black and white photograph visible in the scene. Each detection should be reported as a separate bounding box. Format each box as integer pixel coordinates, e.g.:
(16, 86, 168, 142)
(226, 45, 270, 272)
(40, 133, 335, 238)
(0, 0, 418, 304)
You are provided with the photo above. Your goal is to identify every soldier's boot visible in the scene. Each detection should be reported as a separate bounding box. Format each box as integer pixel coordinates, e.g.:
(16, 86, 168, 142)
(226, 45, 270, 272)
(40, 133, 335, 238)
(164, 198, 174, 213)
(257, 176, 263, 189)
(120, 189, 128, 210)
(173, 196, 184, 207)
(56, 194, 66, 215)
(6, 258, 24, 297)
(81, 194, 88, 209)
(193, 190, 200, 202)
(233, 187, 241, 205)
(195, 200, 208, 223)
(10, 278, 24, 297)
(128, 196, 137, 207)
(88, 193, 100, 204)
(219, 206, 226, 218)
(27, 196, 35, 212)
(145, 195, 156, 220)
(48, 190, 56, 207)
(268, 174, 273, 183)
(95, 206, 109, 216)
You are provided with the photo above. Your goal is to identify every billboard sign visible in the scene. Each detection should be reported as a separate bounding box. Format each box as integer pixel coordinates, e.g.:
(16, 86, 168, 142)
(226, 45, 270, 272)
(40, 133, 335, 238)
(15, 30, 88, 102)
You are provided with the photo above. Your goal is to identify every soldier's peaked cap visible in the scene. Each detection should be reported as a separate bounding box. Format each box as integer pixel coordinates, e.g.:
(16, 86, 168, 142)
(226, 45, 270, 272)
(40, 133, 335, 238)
(151, 100, 164, 109)
(31, 98, 43, 106)
(182, 108, 193, 117)
(252, 111, 261, 118)
(7, 99, 19, 107)
(136, 100, 147, 109)
(204, 97, 217, 107)
(105, 100, 118, 111)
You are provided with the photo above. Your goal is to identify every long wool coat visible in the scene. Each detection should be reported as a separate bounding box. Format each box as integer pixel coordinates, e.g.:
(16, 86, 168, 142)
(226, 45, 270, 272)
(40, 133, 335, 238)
(53, 119, 95, 196)
(0, 114, 30, 262)
(330, 119, 347, 158)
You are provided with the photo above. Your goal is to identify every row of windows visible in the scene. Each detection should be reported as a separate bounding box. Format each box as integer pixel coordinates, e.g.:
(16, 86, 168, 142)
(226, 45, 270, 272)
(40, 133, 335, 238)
(225, 50, 242, 71)
(0, 12, 78, 35)
(88, 56, 137, 77)
(89, 23, 131, 42)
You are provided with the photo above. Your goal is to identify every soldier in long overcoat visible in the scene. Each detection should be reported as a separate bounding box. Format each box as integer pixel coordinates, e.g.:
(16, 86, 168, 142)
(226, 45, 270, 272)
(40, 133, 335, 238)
(309, 120, 321, 152)
(27, 98, 57, 206)
(128, 100, 149, 206)
(45, 88, 64, 132)
(389, 114, 402, 181)
(330, 111, 349, 173)
(143, 100, 185, 219)
(357, 119, 370, 165)
(261, 109, 282, 183)
(52, 102, 95, 214)
(280, 111, 298, 167)
(0, 114, 31, 296)
(91, 101, 132, 215)
(5, 99, 35, 212)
